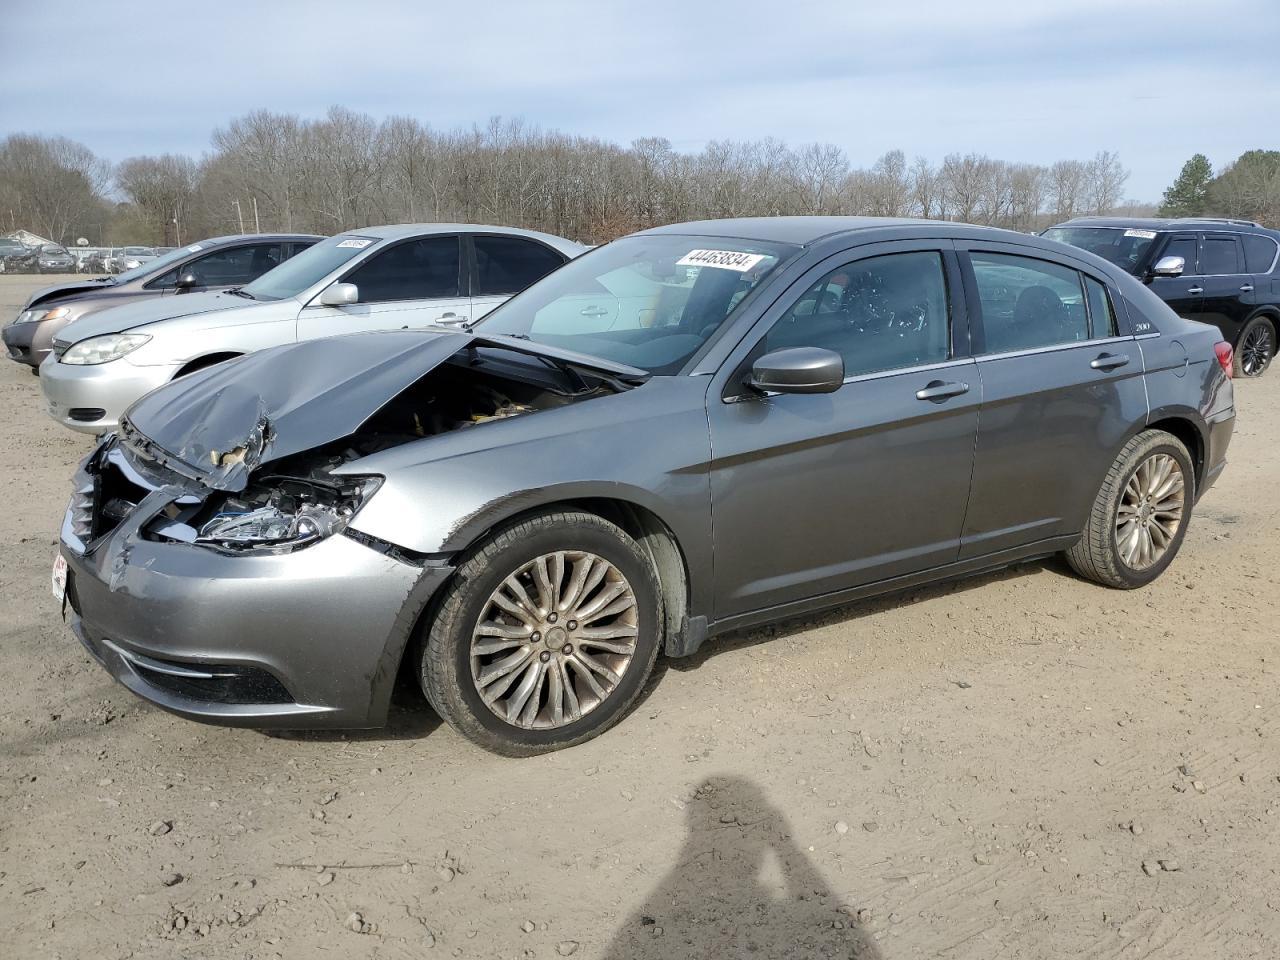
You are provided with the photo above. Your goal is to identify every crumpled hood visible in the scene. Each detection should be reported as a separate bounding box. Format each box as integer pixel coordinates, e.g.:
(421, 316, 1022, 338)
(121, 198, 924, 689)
(21, 279, 115, 311)
(121, 330, 475, 491)
(55, 290, 246, 345)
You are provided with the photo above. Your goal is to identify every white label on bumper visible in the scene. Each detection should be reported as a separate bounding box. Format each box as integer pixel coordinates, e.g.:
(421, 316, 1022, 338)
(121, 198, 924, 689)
(52, 553, 67, 603)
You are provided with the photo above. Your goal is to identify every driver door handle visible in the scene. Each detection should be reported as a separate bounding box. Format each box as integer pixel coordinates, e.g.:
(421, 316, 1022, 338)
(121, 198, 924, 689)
(1240, 284, 1254, 293)
(1090, 352, 1130, 371)
(1187, 286, 1204, 295)
(580, 305, 609, 318)
(915, 380, 970, 402)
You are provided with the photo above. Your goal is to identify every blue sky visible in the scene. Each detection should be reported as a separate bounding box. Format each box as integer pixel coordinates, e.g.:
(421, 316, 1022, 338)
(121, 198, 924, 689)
(2, 0, 1276, 200)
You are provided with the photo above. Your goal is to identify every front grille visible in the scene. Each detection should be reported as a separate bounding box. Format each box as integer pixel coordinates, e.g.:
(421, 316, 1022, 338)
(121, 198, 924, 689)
(52, 342, 68, 358)
(67, 478, 95, 542)
(94, 454, 151, 540)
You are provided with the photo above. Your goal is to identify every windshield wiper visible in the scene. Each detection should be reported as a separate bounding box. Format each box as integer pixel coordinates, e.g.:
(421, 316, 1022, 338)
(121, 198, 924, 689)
(225, 288, 255, 300)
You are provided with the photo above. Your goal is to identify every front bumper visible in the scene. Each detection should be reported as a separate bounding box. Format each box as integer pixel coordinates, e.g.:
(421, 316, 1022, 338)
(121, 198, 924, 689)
(60, 449, 452, 728)
(40, 355, 175, 434)
(4, 315, 69, 368)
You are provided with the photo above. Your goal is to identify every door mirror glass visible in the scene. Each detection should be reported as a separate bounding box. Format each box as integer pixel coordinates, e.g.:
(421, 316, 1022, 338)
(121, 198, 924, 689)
(174, 272, 198, 291)
(1151, 255, 1185, 278)
(749, 347, 844, 394)
(319, 282, 359, 306)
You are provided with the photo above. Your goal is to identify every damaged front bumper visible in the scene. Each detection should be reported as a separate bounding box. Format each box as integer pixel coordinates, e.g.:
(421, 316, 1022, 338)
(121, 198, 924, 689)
(59, 441, 454, 729)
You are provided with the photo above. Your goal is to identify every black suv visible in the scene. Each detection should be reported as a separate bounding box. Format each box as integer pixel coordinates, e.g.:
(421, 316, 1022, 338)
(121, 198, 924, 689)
(1044, 218, 1280, 377)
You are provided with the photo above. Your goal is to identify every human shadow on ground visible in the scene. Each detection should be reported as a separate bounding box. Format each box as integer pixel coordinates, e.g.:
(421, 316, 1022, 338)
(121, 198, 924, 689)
(599, 775, 883, 960)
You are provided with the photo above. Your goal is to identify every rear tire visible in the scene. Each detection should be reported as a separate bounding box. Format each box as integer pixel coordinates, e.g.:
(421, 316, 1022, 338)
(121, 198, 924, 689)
(1234, 316, 1275, 378)
(1065, 430, 1194, 589)
(420, 511, 663, 756)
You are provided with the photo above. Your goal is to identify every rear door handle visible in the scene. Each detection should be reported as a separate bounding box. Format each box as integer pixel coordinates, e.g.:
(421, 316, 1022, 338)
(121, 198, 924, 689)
(1240, 284, 1254, 293)
(915, 380, 970, 402)
(1187, 286, 1204, 295)
(1090, 352, 1130, 371)
(580, 305, 609, 318)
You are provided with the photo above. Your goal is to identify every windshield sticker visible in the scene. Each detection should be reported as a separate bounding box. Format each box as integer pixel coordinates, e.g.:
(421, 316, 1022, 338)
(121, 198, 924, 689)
(337, 238, 374, 249)
(1123, 229, 1157, 239)
(186, 244, 203, 252)
(676, 249, 768, 272)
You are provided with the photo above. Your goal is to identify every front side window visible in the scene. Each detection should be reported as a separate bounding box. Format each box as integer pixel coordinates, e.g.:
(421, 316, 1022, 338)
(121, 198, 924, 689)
(152, 243, 285, 288)
(473, 236, 565, 295)
(1162, 236, 1198, 275)
(764, 251, 951, 377)
(971, 252, 1088, 353)
(344, 236, 460, 303)
(1041, 226, 1156, 276)
(475, 234, 796, 375)
(1200, 236, 1242, 275)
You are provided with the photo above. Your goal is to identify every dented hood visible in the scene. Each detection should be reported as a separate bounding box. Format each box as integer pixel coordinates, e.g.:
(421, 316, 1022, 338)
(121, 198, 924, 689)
(122, 330, 474, 491)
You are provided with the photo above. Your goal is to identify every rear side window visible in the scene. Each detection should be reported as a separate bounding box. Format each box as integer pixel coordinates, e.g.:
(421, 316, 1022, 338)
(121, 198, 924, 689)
(1200, 237, 1242, 275)
(345, 236, 460, 302)
(971, 253, 1089, 353)
(1242, 233, 1279, 274)
(765, 251, 950, 377)
(473, 236, 565, 295)
(1084, 277, 1118, 338)
(1162, 236, 1198, 274)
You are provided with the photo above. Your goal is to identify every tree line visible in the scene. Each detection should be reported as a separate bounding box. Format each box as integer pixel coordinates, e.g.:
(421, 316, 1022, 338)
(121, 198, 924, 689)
(1159, 151, 1280, 224)
(0, 107, 1164, 246)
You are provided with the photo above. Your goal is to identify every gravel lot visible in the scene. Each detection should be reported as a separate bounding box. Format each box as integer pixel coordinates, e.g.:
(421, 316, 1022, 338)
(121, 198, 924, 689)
(1, 273, 1278, 959)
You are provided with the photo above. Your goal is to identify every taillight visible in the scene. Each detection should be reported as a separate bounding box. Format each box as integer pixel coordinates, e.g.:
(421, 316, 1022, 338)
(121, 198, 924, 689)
(1214, 341, 1234, 379)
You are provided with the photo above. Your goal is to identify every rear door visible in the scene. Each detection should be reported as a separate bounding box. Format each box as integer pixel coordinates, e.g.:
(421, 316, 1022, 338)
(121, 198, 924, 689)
(468, 234, 569, 321)
(296, 235, 469, 339)
(958, 243, 1147, 559)
(1149, 233, 1202, 319)
(707, 241, 980, 618)
(1196, 233, 1254, 345)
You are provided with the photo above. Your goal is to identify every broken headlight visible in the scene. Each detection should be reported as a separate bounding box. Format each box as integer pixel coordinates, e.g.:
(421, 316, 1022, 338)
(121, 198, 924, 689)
(194, 476, 380, 552)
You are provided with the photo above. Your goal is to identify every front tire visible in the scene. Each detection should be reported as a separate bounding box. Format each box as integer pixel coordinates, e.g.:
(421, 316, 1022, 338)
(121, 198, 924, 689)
(1235, 316, 1275, 378)
(1066, 430, 1194, 589)
(420, 511, 663, 756)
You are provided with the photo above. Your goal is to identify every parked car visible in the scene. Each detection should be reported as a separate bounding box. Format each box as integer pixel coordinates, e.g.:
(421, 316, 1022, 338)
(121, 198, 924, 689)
(113, 246, 158, 273)
(1043, 217, 1280, 377)
(55, 217, 1234, 755)
(35, 244, 77, 273)
(5, 234, 320, 369)
(0, 239, 38, 273)
(40, 225, 583, 433)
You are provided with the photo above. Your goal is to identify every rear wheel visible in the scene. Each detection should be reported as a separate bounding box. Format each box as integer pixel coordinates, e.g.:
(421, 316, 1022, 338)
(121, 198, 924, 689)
(1065, 430, 1194, 589)
(1235, 316, 1275, 378)
(420, 511, 662, 756)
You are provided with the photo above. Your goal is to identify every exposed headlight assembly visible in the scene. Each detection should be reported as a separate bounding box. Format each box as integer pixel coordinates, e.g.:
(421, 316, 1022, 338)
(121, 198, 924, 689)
(12, 305, 69, 326)
(195, 476, 381, 553)
(61, 333, 151, 365)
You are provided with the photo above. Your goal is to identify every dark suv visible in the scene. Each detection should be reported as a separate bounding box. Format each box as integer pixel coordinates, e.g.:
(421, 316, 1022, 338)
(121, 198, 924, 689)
(1044, 218, 1280, 377)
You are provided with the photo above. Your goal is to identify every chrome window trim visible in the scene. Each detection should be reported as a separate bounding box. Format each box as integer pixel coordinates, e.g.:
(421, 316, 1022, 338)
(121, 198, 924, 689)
(976, 334, 1136, 363)
(839, 355, 973, 386)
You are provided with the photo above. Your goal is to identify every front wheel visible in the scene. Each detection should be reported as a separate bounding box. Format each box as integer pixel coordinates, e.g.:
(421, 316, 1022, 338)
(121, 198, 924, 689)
(1235, 316, 1275, 378)
(1065, 430, 1194, 589)
(420, 511, 663, 756)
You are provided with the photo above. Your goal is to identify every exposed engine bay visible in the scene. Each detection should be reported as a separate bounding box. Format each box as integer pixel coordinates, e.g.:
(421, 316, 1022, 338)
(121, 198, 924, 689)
(106, 351, 625, 554)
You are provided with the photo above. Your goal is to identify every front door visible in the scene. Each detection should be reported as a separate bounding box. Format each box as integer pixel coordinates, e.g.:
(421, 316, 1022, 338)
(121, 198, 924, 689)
(1149, 233, 1202, 319)
(707, 244, 979, 619)
(958, 245, 1148, 558)
(297, 235, 469, 340)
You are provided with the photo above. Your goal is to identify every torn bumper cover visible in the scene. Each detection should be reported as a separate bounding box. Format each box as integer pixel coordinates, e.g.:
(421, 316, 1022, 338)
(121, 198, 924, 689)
(60, 443, 453, 729)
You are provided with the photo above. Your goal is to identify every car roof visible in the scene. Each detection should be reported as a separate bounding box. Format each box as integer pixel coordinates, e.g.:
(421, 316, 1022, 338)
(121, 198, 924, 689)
(1052, 216, 1276, 236)
(339, 223, 585, 252)
(194, 233, 325, 245)
(634, 216, 1060, 247)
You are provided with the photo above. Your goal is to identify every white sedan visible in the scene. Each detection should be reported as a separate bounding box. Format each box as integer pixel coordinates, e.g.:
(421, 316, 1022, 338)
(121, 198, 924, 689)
(41, 224, 584, 434)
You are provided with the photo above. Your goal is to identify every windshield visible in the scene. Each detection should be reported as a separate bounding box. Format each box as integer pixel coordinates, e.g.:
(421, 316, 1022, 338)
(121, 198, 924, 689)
(42, 244, 68, 255)
(1043, 226, 1157, 276)
(121, 246, 155, 256)
(475, 234, 796, 374)
(241, 234, 379, 301)
(112, 243, 202, 283)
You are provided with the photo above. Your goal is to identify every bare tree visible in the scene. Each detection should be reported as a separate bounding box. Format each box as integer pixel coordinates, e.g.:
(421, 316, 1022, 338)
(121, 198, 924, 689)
(0, 134, 109, 242)
(115, 154, 200, 244)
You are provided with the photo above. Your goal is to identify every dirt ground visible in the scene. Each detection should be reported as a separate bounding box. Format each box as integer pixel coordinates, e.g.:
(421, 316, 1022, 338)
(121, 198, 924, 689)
(1, 272, 1277, 960)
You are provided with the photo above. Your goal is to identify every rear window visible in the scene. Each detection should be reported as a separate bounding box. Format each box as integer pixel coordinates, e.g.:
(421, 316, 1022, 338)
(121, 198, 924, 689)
(1242, 233, 1279, 274)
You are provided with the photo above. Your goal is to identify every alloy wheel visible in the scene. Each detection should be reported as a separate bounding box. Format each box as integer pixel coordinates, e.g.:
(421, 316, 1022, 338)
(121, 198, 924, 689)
(1115, 452, 1185, 571)
(1240, 324, 1273, 376)
(469, 551, 639, 730)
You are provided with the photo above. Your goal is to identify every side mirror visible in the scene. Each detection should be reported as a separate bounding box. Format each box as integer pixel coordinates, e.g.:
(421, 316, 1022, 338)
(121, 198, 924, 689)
(1150, 255, 1185, 278)
(318, 282, 358, 307)
(749, 347, 845, 395)
(174, 273, 197, 292)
